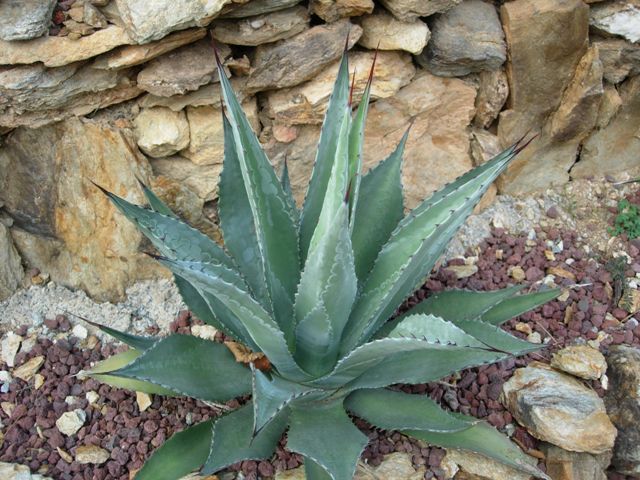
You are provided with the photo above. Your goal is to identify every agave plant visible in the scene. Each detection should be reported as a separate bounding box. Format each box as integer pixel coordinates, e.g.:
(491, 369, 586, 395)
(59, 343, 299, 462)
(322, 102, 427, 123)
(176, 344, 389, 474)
(89, 49, 557, 480)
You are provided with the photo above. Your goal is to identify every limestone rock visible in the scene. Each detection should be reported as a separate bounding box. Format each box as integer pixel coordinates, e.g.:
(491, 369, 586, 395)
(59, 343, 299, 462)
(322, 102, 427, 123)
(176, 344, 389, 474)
(551, 345, 607, 380)
(0, 223, 23, 301)
(12, 355, 44, 382)
(0, 118, 163, 302)
(115, 0, 233, 43)
(75, 445, 110, 464)
(358, 10, 430, 55)
(151, 156, 221, 202)
(573, 75, 640, 178)
(500, 0, 589, 132)
(93, 28, 207, 70)
(183, 98, 259, 165)
(419, 0, 506, 77)
(310, 0, 374, 22)
(246, 19, 362, 93)
(0, 63, 141, 129)
(442, 449, 536, 480)
(0, 26, 134, 67)
(212, 6, 309, 46)
(590, 0, 640, 43)
(136, 392, 152, 412)
(470, 129, 501, 166)
(379, 0, 461, 21)
(0, 1, 56, 41)
(542, 444, 611, 480)
(501, 362, 616, 454)
(354, 452, 425, 479)
(604, 345, 640, 476)
(0, 462, 52, 480)
(594, 37, 640, 84)
(474, 69, 509, 128)
(596, 82, 623, 128)
(219, 0, 302, 19)
(56, 409, 86, 436)
(134, 107, 190, 158)
(263, 50, 415, 125)
(137, 40, 228, 97)
(1, 333, 22, 368)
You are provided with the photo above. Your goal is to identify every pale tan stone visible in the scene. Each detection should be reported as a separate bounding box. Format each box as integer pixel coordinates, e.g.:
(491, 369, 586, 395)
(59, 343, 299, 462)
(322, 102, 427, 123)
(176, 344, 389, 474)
(0, 26, 134, 67)
(56, 409, 86, 436)
(358, 10, 429, 55)
(551, 345, 607, 380)
(542, 444, 611, 480)
(379, 0, 461, 21)
(150, 156, 221, 202)
(134, 107, 190, 158)
(1, 333, 22, 368)
(0, 223, 23, 301)
(310, 0, 374, 22)
(443, 449, 536, 480)
(93, 28, 207, 70)
(263, 50, 415, 125)
(596, 82, 623, 128)
(474, 69, 509, 128)
(12, 355, 44, 382)
(136, 392, 152, 412)
(75, 445, 110, 464)
(594, 37, 640, 84)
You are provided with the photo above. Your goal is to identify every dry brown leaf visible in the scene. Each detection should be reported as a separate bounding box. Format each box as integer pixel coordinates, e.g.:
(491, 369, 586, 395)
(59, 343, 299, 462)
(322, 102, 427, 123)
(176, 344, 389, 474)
(224, 341, 270, 371)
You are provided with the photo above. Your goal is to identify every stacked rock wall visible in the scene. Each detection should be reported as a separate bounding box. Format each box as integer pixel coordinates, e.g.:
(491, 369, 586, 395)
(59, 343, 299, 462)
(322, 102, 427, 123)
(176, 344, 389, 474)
(0, 0, 639, 301)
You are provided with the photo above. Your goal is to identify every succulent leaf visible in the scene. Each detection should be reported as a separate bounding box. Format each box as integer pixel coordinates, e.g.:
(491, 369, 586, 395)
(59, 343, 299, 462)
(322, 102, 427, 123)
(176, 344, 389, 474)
(304, 457, 334, 480)
(202, 403, 288, 474)
(280, 159, 299, 223)
(294, 302, 335, 376)
(351, 130, 407, 283)
(345, 388, 474, 432)
(217, 56, 300, 343)
(481, 288, 561, 326)
(104, 335, 252, 402)
(287, 401, 368, 480)
(173, 275, 229, 334)
(135, 420, 212, 480)
(72, 315, 156, 351)
(403, 419, 551, 479)
(138, 178, 178, 218)
(388, 314, 486, 348)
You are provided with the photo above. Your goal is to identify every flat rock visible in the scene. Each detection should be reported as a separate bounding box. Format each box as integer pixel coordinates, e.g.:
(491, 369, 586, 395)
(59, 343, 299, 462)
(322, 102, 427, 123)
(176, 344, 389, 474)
(418, 0, 506, 76)
(246, 19, 362, 93)
(0, 223, 23, 301)
(137, 40, 229, 97)
(542, 444, 611, 480)
(604, 345, 640, 476)
(594, 37, 640, 84)
(590, 0, 640, 43)
(501, 362, 617, 454)
(310, 0, 374, 22)
(441, 449, 536, 480)
(263, 50, 415, 125)
(115, 0, 233, 43)
(136, 392, 152, 412)
(358, 10, 430, 55)
(551, 345, 607, 380)
(1, 333, 22, 368)
(0, 26, 134, 67)
(151, 156, 221, 202)
(183, 98, 259, 165)
(56, 409, 86, 436)
(12, 355, 44, 382)
(211, 6, 309, 46)
(0, 462, 52, 480)
(474, 69, 509, 128)
(595, 82, 623, 128)
(219, 0, 302, 19)
(134, 107, 190, 158)
(75, 445, 110, 464)
(93, 28, 207, 70)
(573, 75, 640, 178)
(0, 117, 163, 302)
(379, 0, 461, 21)
(0, 0, 56, 41)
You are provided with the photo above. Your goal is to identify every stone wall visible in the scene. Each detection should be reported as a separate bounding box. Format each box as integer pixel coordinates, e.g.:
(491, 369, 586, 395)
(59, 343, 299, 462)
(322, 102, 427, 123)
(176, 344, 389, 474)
(0, 0, 639, 301)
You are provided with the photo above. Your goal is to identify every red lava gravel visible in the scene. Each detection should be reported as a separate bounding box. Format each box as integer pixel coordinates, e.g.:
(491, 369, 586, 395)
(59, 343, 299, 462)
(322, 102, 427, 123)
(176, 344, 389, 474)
(1, 225, 639, 480)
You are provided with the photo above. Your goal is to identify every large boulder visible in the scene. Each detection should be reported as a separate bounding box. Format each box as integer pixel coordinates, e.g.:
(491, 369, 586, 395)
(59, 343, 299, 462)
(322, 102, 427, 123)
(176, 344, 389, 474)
(501, 362, 616, 454)
(594, 37, 640, 84)
(0, 117, 164, 302)
(589, 0, 640, 44)
(419, 0, 506, 77)
(604, 346, 640, 476)
(0, 0, 56, 41)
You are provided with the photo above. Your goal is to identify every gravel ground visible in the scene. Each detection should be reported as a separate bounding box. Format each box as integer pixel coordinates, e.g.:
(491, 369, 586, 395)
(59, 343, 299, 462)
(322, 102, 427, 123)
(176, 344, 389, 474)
(1, 219, 639, 479)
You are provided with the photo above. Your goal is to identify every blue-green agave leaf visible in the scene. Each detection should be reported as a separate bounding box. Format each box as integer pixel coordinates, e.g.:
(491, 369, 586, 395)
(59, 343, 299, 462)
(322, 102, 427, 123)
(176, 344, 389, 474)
(481, 288, 561, 326)
(280, 159, 299, 223)
(137, 179, 177, 219)
(70, 313, 156, 351)
(294, 302, 335, 376)
(388, 314, 486, 348)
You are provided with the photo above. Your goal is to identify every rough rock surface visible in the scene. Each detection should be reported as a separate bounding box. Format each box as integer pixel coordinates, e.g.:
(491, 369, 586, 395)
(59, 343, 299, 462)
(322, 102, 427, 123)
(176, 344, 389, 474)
(542, 445, 611, 480)
(211, 6, 309, 46)
(379, 0, 461, 21)
(0, 1, 57, 41)
(151, 156, 221, 201)
(441, 449, 536, 480)
(263, 50, 415, 125)
(594, 37, 640, 84)
(0, 462, 51, 480)
(183, 98, 259, 165)
(573, 75, 640, 178)
(501, 362, 616, 454)
(0, 117, 164, 302)
(474, 69, 509, 128)
(137, 40, 225, 97)
(550, 345, 607, 380)
(75, 445, 110, 465)
(219, 0, 302, 18)
(0, 26, 134, 67)
(134, 107, 190, 158)
(92, 28, 207, 70)
(419, 0, 506, 77)
(357, 10, 429, 55)
(246, 19, 362, 93)
(115, 0, 233, 43)
(590, 0, 640, 43)
(310, 0, 374, 22)
(0, 223, 23, 302)
(55, 409, 86, 436)
(605, 345, 640, 476)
